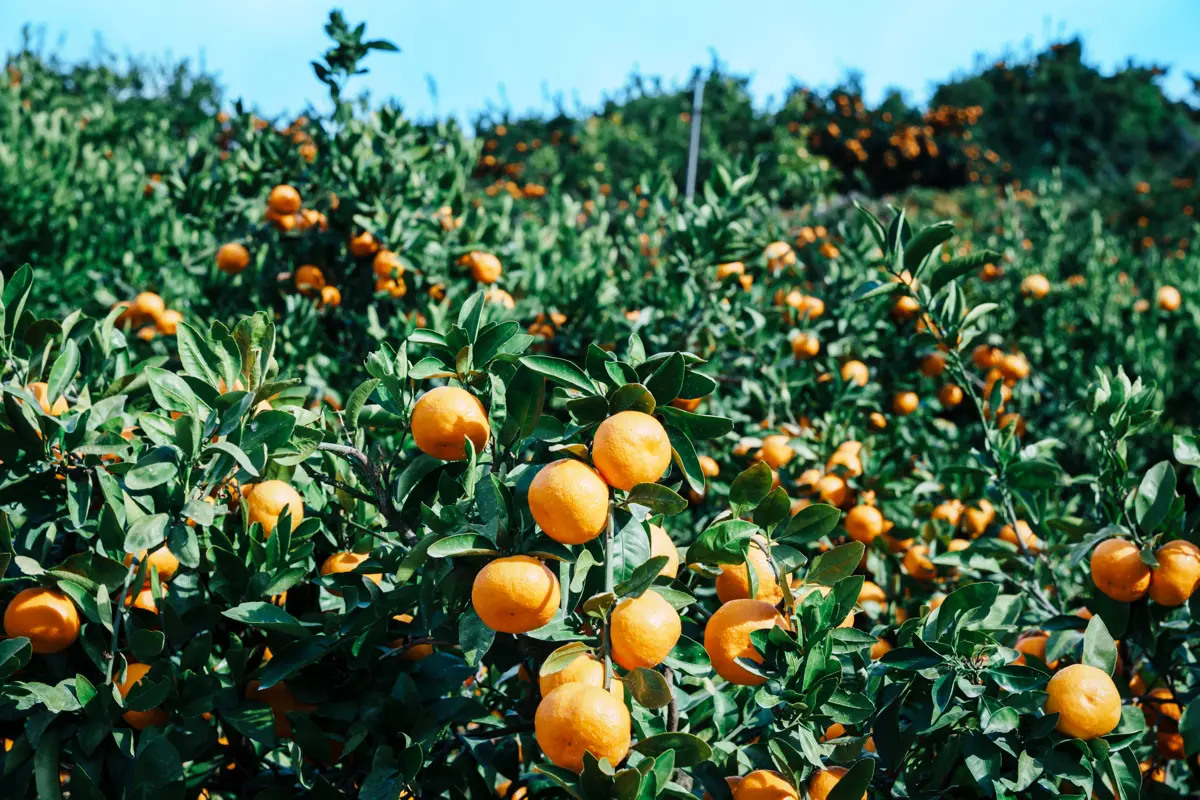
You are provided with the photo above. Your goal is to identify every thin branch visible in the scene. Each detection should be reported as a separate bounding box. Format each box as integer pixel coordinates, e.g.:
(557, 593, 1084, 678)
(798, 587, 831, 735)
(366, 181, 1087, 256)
(309, 471, 376, 504)
(317, 441, 417, 544)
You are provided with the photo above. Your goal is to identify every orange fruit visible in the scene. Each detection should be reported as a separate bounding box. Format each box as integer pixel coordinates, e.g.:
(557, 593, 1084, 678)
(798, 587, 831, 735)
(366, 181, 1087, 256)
(1142, 687, 1182, 728)
(390, 613, 433, 662)
(840, 360, 869, 386)
(294, 265, 326, 294)
(535, 683, 630, 772)
(124, 547, 180, 585)
(1148, 539, 1200, 606)
(538, 653, 623, 699)
(947, 538, 971, 552)
(527, 459, 609, 545)
(1158, 730, 1185, 759)
(320, 285, 342, 307)
(670, 396, 703, 412)
(320, 551, 383, 594)
(244, 480, 304, 538)
(1157, 285, 1181, 311)
(1043, 663, 1121, 740)
(609, 590, 681, 670)
(764, 241, 796, 270)
(735, 769, 798, 799)
(591, 411, 672, 491)
(125, 584, 164, 613)
(892, 295, 920, 321)
(716, 545, 782, 604)
(216, 242, 250, 274)
(816, 474, 849, 507)
(919, 352, 946, 377)
(998, 520, 1042, 553)
(961, 499, 994, 537)
(1012, 633, 1054, 668)
(268, 184, 301, 215)
(1020, 274, 1051, 299)
(971, 344, 1000, 369)
(858, 581, 886, 605)
(245, 680, 313, 738)
(472, 556, 560, 634)
(375, 275, 407, 298)
(892, 391, 919, 415)
(937, 384, 964, 409)
(134, 291, 166, 319)
(870, 638, 892, 659)
(3, 587, 81, 654)
(845, 505, 884, 544)
(825, 448, 863, 478)
(372, 249, 405, 278)
(807, 766, 864, 800)
(411, 386, 491, 461)
(903, 545, 936, 580)
(932, 500, 964, 527)
(716, 261, 745, 280)
(869, 411, 887, 429)
(118, 662, 168, 729)
(26, 382, 69, 416)
(792, 332, 820, 360)
(1090, 537, 1151, 602)
(348, 230, 380, 257)
(649, 524, 680, 578)
(704, 599, 787, 685)
(757, 435, 794, 468)
(998, 353, 1030, 381)
(465, 251, 503, 283)
(698, 456, 720, 478)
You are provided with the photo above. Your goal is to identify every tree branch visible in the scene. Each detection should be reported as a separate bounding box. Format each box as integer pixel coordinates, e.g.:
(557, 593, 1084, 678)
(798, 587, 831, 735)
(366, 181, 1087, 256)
(317, 441, 417, 544)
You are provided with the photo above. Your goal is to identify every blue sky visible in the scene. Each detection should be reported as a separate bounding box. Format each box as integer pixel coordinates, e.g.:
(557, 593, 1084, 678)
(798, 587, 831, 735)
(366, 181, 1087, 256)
(5, 1, 1198, 123)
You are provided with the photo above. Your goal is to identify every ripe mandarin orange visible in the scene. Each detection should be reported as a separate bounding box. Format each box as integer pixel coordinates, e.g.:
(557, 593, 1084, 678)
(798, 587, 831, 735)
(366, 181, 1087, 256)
(411, 386, 491, 461)
(320, 551, 382, 594)
(1148, 539, 1200, 606)
(538, 653, 623, 699)
(649, 524, 680, 578)
(735, 770, 798, 799)
(268, 184, 301, 215)
(609, 590, 681, 670)
(124, 547, 180, 585)
(716, 545, 782, 604)
(216, 242, 250, 274)
(244, 480, 304, 538)
(527, 459, 609, 544)
(3, 587, 81, 654)
(535, 683, 630, 772)
(807, 766, 864, 800)
(903, 545, 936, 580)
(1090, 537, 1151, 602)
(591, 411, 672, 491)
(757, 435, 794, 468)
(840, 360, 869, 386)
(1044, 663, 1121, 740)
(472, 556, 560, 634)
(845, 505, 884, 544)
(704, 598, 787, 685)
(118, 663, 168, 729)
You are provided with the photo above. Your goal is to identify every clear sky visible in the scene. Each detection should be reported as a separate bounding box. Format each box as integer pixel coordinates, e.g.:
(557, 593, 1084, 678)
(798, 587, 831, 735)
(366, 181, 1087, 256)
(4, 1, 1198, 123)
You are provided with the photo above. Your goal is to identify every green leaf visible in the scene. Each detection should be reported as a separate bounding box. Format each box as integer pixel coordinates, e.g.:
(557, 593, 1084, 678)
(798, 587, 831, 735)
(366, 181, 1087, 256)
(614, 559, 669, 599)
(345, 378, 380, 429)
(124, 461, 178, 491)
(780, 503, 841, 544)
(827, 758, 875, 800)
(176, 322, 220, 386)
(222, 602, 313, 637)
(666, 426, 705, 494)
(1180, 702, 1200, 757)
(805, 542, 865, 586)
(1081, 614, 1117, 675)
(645, 353, 685, 405)
(1174, 434, 1200, 467)
(519, 355, 597, 395)
(46, 339, 80, 410)
(145, 367, 199, 415)
(1134, 461, 1175, 533)
(124, 514, 168, 554)
(0, 637, 32, 679)
(729, 461, 773, 508)
(427, 534, 499, 558)
(204, 441, 260, 477)
(752, 487, 791, 528)
(929, 250, 1001, 295)
(459, 610, 495, 666)
(609, 383, 656, 415)
(686, 520, 756, 565)
(632, 733, 712, 767)
(624, 668, 672, 709)
(457, 291, 486, 342)
(904, 221, 955, 273)
(624, 483, 687, 515)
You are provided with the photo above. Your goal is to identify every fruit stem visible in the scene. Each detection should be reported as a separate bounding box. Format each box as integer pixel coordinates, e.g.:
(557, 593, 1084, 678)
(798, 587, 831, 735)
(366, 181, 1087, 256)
(603, 502, 615, 691)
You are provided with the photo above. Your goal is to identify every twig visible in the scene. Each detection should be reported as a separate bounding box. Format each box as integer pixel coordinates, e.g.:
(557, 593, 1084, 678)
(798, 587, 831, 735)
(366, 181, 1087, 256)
(317, 441, 416, 544)
(603, 503, 616, 692)
(664, 666, 679, 732)
(309, 471, 376, 504)
(459, 723, 534, 740)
